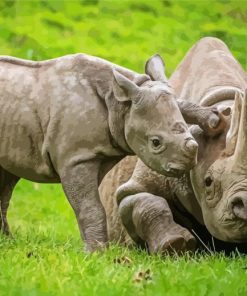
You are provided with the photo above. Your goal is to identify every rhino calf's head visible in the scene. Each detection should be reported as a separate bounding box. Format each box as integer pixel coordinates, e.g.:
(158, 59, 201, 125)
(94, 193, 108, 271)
(112, 54, 198, 177)
(191, 90, 247, 242)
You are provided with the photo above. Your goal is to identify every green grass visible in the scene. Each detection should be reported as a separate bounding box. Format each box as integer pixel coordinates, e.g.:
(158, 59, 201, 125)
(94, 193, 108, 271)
(1, 180, 247, 296)
(0, 0, 247, 295)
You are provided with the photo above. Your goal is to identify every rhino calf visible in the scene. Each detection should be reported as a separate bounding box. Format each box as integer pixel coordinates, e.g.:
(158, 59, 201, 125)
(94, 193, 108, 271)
(0, 52, 220, 252)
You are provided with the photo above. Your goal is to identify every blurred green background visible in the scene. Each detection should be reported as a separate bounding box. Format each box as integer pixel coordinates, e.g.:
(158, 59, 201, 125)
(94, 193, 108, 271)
(0, 0, 246, 76)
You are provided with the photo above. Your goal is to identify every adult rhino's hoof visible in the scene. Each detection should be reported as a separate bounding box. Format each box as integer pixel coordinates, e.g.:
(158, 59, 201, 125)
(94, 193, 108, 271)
(185, 236, 197, 252)
(159, 234, 186, 255)
(148, 231, 197, 255)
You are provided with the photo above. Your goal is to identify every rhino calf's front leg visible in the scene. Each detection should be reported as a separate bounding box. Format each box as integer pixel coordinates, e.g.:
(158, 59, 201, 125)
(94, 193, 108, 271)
(119, 193, 196, 255)
(0, 169, 20, 236)
(61, 160, 107, 252)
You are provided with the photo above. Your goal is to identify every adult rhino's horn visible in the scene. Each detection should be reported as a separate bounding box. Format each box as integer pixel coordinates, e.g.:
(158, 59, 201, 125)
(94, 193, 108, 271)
(225, 91, 242, 156)
(232, 89, 247, 170)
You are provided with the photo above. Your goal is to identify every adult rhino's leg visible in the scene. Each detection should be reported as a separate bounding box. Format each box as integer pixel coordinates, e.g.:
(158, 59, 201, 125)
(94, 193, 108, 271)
(119, 193, 197, 254)
(99, 156, 137, 245)
(0, 168, 20, 236)
(60, 160, 107, 252)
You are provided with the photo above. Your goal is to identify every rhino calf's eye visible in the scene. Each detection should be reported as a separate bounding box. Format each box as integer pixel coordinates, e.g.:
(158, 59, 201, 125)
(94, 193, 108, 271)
(205, 176, 213, 187)
(149, 137, 167, 154)
(152, 139, 161, 148)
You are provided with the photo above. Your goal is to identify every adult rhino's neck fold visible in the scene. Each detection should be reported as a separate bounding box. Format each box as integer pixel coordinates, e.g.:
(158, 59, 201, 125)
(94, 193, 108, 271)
(105, 90, 134, 155)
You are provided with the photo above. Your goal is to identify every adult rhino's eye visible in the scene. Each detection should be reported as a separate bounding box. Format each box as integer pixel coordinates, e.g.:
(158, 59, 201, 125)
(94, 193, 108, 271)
(205, 176, 213, 187)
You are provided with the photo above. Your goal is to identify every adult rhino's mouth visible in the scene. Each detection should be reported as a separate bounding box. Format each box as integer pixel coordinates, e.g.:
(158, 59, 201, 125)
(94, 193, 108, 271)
(207, 210, 247, 243)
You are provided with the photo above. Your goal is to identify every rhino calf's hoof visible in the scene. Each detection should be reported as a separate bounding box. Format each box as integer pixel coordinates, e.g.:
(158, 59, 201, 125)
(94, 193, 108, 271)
(0, 225, 13, 238)
(0, 213, 12, 237)
(84, 241, 108, 253)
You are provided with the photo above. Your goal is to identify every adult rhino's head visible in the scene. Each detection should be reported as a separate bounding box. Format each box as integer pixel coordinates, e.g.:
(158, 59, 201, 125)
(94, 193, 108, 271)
(112, 54, 198, 177)
(191, 90, 247, 243)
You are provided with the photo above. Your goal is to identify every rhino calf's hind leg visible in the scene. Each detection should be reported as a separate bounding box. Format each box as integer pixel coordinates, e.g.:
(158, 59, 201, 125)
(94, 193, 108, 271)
(0, 168, 20, 236)
(119, 193, 196, 255)
(61, 160, 108, 252)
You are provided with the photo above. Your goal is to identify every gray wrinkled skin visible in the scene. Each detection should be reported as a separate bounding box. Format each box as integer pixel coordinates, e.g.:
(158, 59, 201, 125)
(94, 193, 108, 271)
(0, 52, 220, 252)
(172, 37, 247, 242)
(100, 37, 247, 255)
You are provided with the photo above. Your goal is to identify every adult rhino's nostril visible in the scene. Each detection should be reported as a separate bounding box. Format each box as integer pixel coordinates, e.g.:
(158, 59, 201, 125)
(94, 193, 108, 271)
(184, 139, 198, 154)
(232, 197, 247, 221)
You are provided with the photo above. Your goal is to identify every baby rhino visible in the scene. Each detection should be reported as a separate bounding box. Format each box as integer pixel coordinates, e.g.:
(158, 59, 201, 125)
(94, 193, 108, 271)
(0, 53, 219, 252)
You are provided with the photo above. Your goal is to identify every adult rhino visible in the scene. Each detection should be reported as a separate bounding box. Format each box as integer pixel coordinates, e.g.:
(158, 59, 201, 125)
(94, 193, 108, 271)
(0, 52, 220, 252)
(100, 37, 247, 254)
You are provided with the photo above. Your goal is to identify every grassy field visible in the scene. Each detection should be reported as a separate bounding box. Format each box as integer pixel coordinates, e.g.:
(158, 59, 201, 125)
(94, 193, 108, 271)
(0, 1, 247, 295)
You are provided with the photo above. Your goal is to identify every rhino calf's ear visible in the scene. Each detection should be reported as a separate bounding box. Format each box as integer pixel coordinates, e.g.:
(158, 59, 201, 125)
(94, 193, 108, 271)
(112, 69, 140, 102)
(145, 54, 168, 83)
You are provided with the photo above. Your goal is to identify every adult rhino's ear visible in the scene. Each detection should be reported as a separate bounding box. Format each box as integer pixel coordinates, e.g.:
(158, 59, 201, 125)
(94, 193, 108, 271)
(112, 69, 140, 102)
(145, 54, 168, 83)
